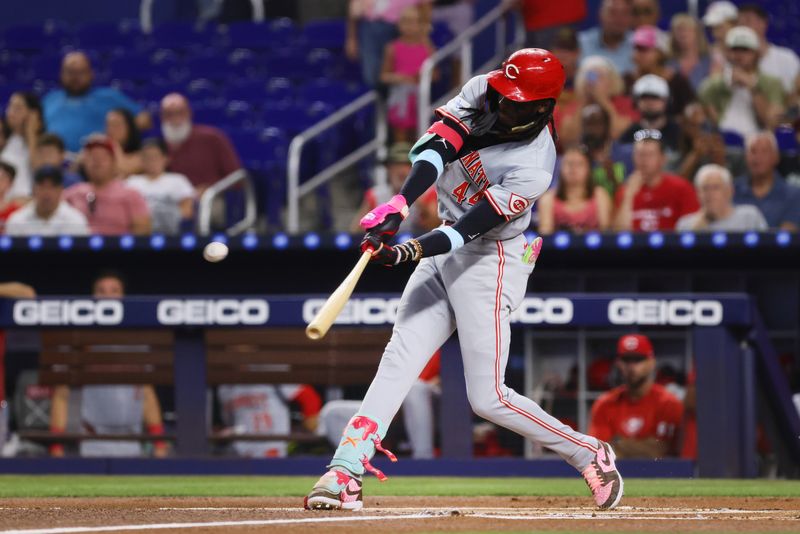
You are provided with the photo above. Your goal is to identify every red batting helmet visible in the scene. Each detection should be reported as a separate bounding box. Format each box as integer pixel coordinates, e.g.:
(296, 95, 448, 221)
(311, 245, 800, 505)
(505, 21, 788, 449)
(486, 48, 566, 103)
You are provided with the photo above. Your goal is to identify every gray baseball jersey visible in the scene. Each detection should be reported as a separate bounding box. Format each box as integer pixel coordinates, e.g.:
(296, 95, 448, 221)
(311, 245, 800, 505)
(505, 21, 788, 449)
(331, 75, 603, 474)
(80, 385, 143, 457)
(218, 384, 299, 457)
(430, 75, 556, 240)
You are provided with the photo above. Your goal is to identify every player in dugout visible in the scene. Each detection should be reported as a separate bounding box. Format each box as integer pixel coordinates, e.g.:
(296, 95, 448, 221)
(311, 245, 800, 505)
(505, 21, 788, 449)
(305, 49, 623, 512)
(589, 334, 684, 459)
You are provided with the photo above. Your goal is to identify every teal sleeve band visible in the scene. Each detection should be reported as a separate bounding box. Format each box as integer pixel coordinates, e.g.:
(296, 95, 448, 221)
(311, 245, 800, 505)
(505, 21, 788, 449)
(434, 226, 465, 250)
(416, 149, 444, 176)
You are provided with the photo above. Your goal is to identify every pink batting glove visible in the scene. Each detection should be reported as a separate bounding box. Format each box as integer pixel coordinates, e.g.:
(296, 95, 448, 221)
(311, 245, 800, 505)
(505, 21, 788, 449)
(360, 194, 409, 230)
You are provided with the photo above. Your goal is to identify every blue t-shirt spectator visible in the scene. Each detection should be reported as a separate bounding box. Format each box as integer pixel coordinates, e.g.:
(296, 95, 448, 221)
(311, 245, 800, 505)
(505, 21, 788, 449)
(578, 28, 634, 75)
(734, 174, 800, 229)
(43, 87, 141, 153)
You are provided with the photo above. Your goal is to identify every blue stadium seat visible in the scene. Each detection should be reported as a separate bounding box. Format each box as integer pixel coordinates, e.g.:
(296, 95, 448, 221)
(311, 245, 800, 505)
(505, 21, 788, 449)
(28, 54, 63, 82)
(300, 80, 351, 107)
(266, 77, 295, 101)
(264, 53, 309, 80)
(305, 48, 336, 78)
(267, 17, 296, 41)
(75, 23, 140, 52)
(721, 130, 745, 148)
(431, 21, 454, 49)
(185, 78, 222, 105)
(2, 23, 69, 53)
(228, 48, 262, 79)
(150, 21, 215, 51)
(301, 20, 346, 49)
(224, 21, 282, 49)
(108, 54, 153, 83)
(185, 55, 230, 81)
(776, 126, 798, 154)
(149, 49, 185, 81)
(224, 80, 268, 104)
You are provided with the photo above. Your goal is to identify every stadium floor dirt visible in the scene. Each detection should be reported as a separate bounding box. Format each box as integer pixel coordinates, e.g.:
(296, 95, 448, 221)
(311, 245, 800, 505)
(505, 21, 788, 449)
(2, 496, 800, 533)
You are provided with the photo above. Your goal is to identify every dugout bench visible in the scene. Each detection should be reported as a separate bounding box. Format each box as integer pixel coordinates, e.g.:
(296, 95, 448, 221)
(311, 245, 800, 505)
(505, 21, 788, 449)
(2, 293, 798, 477)
(30, 327, 391, 453)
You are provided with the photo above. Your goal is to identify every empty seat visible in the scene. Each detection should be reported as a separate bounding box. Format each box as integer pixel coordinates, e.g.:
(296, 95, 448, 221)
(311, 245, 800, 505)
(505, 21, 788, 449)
(301, 20, 346, 49)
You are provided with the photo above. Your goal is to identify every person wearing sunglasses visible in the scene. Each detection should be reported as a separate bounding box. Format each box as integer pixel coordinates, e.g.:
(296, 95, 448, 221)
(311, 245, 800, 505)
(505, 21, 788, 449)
(589, 334, 684, 459)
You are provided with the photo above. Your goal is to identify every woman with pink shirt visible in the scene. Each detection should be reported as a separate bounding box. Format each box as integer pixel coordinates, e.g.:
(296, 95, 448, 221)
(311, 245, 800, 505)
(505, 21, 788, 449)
(381, 5, 436, 142)
(537, 146, 613, 233)
(347, 0, 432, 88)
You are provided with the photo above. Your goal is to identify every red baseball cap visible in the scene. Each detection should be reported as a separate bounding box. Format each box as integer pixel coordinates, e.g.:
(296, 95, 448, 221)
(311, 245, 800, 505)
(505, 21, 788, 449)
(617, 334, 654, 358)
(83, 134, 116, 157)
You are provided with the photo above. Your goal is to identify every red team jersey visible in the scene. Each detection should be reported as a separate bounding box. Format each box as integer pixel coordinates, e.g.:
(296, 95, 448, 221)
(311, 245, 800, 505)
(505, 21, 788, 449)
(614, 174, 700, 231)
(589, 383, 684, 452)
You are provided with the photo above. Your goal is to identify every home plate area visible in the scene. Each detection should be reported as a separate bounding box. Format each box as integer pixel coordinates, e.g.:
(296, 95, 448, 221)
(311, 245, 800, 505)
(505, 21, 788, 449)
(1, 496, 799, 533)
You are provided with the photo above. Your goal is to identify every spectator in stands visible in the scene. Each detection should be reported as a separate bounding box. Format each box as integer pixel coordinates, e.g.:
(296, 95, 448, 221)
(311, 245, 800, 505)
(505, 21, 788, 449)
(43, 52, 150, 153)
(589, 334, 684, 459)
(551, 28, 581, 111)
(159, 93, 242, 194)
(699, 26, 785, 140)
(63, 135, 151, 235)
(1, 92, 44, 200)
(734, 131, 800, 230)
(618, 75, 681, 154)
(432, 0, 474, 41)
(350, 142, 438, 234)
(614, 130, 699, 231)
(0, 119, 9, 154)
(49, 271, 167, 458)
(581, 104, 632, 196)
(676, 102, 727, 181)
(631, 0, 658, 29)
(537, 146, 612, 234)
(0, 282, 36, 452)
(557, 56, 637, 147)
(520, 0, 586, 49)
(0, 161, 25, 232)
(5, 167, 90, 236)
(127, 138, 195, 235)
(31, 133, 82, 188)
(218, 383, 322, 458)
(702, 1, 738, 76)
(669, 13, 712, 92)
(628, 25, 696, 116)
(105, 108, 143, 177)
(346, 0, 432, 88)
(676, 163, 767, 231)
(381, 5, 436, 142)
(578, 0, 634, 75)
(737, 3, 800, 97)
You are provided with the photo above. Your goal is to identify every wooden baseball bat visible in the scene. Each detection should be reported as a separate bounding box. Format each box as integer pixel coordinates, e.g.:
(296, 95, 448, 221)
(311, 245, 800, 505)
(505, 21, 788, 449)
(305, 250, 373, 340)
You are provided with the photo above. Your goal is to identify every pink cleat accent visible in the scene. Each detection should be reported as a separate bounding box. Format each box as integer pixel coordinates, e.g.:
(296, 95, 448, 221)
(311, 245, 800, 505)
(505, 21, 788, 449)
(305, 469, 363, 511)
(581, 441, 624, 509)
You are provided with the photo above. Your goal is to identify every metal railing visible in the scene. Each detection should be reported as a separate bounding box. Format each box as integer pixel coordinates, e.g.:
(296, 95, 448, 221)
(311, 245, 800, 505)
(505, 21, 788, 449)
(197, 169, 257, 236)
(417, 0, 525, 137)
(139, 0, 264, 32)
(286, 92, 387, 233)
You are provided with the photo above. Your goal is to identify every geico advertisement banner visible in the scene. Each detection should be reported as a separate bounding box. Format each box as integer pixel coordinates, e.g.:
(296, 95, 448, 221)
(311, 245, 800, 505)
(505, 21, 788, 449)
(0, 295, 749, 328)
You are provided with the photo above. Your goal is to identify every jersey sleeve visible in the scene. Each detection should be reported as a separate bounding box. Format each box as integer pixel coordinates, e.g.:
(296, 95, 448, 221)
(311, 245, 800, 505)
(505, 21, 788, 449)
(655, 396, 684, 442)
(483, 168, 553, 221)
(434, 75, 485, 135)
(589, 397, 614, 442)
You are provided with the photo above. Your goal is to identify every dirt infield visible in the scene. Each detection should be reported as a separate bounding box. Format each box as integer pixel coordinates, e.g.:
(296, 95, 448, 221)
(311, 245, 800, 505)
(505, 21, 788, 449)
(1, 496, 799, 533)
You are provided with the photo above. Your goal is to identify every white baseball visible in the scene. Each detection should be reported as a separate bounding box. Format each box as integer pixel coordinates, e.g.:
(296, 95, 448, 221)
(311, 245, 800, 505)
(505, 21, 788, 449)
(203, 241, 229, 262)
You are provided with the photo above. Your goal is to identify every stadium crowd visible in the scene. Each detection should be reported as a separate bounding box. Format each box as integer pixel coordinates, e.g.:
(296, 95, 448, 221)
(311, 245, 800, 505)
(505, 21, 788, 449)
(0, 0, 798, 236)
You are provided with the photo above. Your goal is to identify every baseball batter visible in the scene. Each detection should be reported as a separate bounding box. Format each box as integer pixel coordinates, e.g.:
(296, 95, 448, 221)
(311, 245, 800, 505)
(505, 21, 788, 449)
(305, 49, 623, 511)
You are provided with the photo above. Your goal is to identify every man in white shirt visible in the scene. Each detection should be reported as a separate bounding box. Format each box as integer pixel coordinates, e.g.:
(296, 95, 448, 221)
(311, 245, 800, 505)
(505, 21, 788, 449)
(5, 166, 90, 236)
(737, 3, 800, 96)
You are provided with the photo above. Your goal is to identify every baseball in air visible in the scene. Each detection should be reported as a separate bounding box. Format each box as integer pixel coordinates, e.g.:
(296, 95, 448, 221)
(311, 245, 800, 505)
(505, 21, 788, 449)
(203, 241, 229, 263)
